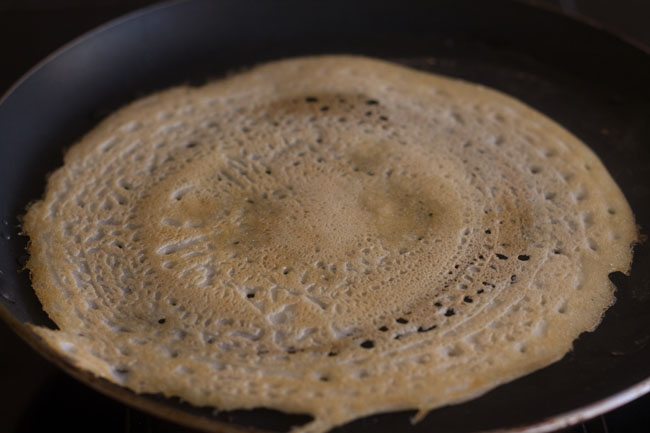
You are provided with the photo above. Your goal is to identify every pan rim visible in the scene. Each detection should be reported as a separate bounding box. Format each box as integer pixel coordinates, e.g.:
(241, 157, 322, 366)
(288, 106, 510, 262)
(1, 0, 649, 432)
(0, 0, 191, 110)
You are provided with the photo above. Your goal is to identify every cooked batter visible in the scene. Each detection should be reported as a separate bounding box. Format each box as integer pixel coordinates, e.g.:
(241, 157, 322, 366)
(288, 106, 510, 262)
(24, 56, 637, 433)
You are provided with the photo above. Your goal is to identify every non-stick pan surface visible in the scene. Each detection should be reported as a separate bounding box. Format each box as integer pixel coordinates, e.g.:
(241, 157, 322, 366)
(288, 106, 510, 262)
(1, 1, 650, 432)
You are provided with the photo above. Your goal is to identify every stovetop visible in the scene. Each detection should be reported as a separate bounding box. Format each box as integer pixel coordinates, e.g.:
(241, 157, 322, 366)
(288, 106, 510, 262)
(1, 1, 649, 432)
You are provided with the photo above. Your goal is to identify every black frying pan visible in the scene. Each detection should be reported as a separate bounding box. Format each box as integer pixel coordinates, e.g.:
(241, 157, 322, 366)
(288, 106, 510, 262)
(1, 1, 650, 432)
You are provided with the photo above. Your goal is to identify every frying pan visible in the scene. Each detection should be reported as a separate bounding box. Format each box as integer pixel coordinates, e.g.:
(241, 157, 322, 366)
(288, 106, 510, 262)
(1, 1, 650, 432)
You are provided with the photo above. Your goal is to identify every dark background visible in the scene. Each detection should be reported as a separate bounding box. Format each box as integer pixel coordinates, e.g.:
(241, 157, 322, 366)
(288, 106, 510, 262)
(0, 1, 649, 432)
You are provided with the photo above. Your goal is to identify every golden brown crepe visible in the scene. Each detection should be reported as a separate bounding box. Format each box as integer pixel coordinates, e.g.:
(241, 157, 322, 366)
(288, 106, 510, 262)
(24, 56, 636, 433)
